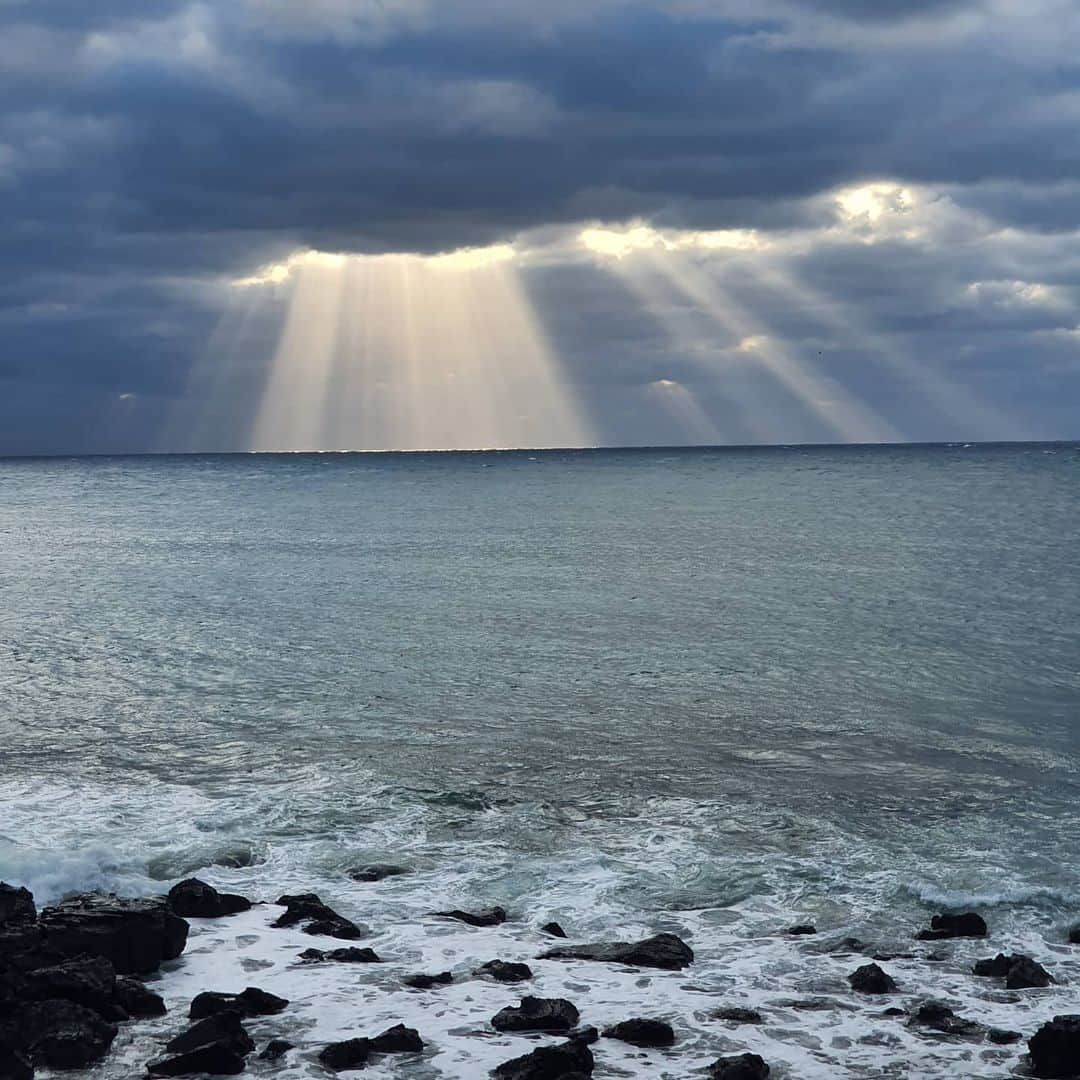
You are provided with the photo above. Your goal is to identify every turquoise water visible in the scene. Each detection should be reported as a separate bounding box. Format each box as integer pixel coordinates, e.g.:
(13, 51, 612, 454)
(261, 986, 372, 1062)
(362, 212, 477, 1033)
(1, 445, 1079, 1076)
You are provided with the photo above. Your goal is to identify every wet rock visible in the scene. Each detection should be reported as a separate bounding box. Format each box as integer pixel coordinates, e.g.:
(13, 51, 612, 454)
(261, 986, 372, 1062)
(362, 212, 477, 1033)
(347, 865, 408, 883)
(773, 996, 858, 1013)
(17, 1000, 117, 1068)
(567, 1026, 599, 1045)
(432, 906, 507, 928)
(259, 1039, 294, 1061)
(403, 972, 453, 989)
(988, 1028, 1021, 1045)
(708, 1052, 770, 1079)
(167, 880, 251, 919)
(370, 1024, 423, 1053)
(908, 1001, 981, 1037)
(166, 1012, 254, 1057)
(38, 894, 188, 975)
(1069, 925, 1080, 945)
(835, 936, 869, 953)
(786, 924, 817, 936)
(541, 922, 567, 938)
(492, 996, 580, 1034)
(882, 1007, 906, 1017)
(0, 885, 36, 927)
(973, 953, 1052, 989)
(116, 976, 167, 1018)
(1029, 1014, 1080, 1078)
(477, 960, 532, 983)
(538, 932, 693, 971)
(848, 963, 897, 994)
(711, 1006, 763, 1024)
(189, 988, 288, 1020)
(147, 1042, 246, 1076)
(492, 1039, 594, 1080)
(0, 1045, 33, 1080)
(273, 895, 363, 941)
(23, 954, 121, 1019)
(602, 1018, 674, 1047)
(298, 947, 381, 964)
(318, 1037, 371, 1071)
(915, 912, 987, 940)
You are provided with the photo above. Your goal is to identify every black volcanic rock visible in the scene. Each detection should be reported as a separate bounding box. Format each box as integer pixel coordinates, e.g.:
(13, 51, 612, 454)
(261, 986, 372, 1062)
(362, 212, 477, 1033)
(492, 996, 580, 1033)
(189, 987, 288, 1020)
(273, 894, 363, 940)
(23, 954, 120, 1018)
(1069, 924, 1080, 945)
(492, 1039, 594, 1079)
(541, 922, 567, 938)
(708, 1052, 771, 1079)
(567, 1025, 599, 1045)
(988, 1028, 1022, 1045)
(147, 1042, 246, 1076)
(370, 1024, 423, 1053)
(1029, 1014, 1080, 1078)
(0, 1045, 33, 1080)
(538, 932, 693, 971)
(319, 1037, 372, 1071)
(259, 1039, 295, 1060)
(602, 1018, 674, 1047)
(299, 946, 381, 964)
(17, 1000, 117, 1068)
(165, 1012, 254, 1057)
(115, 976, 167, 1018)
(403, 971, 453, 989)
(432, 906, 506, 928)
(38, 894, 188, 975)
(712, 1006, 764, 1024)
(786, 924, 817, 936)
(0, 885, 36, 927)
(908, 1001, 981, 1037)
(848, 963, 897, 994)
(477, 960, 532, 983)
(167, 879, 250, 919)
(916, 912, 987, 940)
(973, 952, 1052, 988)
(348, 865, 408, 883)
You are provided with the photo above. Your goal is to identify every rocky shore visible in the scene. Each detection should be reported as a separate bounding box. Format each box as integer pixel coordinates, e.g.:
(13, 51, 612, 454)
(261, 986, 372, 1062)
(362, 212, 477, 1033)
(2, 878, 1079, 1078)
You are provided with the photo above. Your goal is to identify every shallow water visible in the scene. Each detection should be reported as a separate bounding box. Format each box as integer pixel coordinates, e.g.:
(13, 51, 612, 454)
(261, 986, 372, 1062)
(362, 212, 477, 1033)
(2, 444, 1079, 1076)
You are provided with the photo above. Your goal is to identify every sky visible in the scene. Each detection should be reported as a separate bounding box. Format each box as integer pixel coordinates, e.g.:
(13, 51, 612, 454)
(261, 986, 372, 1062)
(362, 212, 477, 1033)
(2, 0, 1079, 453)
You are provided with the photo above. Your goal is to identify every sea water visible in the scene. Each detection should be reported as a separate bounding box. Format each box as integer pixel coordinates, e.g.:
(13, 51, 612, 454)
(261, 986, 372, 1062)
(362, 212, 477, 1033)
(1, 444, 1079, 1077)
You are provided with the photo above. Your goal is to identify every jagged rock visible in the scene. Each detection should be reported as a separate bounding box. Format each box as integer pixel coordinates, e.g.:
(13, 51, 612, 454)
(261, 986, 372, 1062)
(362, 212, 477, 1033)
(786, 924, 817, 936)
(908, 1001, 981, 1037)
(166, 1012, 254, 1057)
(167, 880, 251, 919)
(538, 932, 693, 971)
(0, 1045, 33, 1080)
(273, 895, 363, 941)
(492, 997, 580, 1033)
(1029, 1014, 1080, 1078)
(115, 976, 167, 1018)
(711, 1006, 763, 1024)
(298, 947, 380, 964)
(477, 960, 532, 983)
(189, 988, 288, 1020)
(38, 894, 188, 975)
(916, 912, 987, 940)
(432, 906, 506, 928)
(319, 1038, 371, 1071)
(0, 885, 36, 927)
(973, 953, 1053, 989)
(848, 963, 897, 994)
(259, 1039, 294, 1060)
(602, 1018, 674, 1047)
(23, 954, 121, 1019)
(988, 1028, 1021, 1045)
(708, 1053, 770, 1079)
(541, 923, 567, 938)
(403, 972, 453, 989)
(492, 1039, 594, 1079)
(347, 865, 408, 883)
(567, 1026, 599, 1044)
(147, 1042, 246, 1076)
(17, 1000, 117, 1068)
(370, 1025, 423, 1053)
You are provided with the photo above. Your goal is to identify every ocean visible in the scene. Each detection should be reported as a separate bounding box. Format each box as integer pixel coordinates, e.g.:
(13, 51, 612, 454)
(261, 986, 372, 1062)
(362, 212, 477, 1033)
(2, 443, 1079, 1077)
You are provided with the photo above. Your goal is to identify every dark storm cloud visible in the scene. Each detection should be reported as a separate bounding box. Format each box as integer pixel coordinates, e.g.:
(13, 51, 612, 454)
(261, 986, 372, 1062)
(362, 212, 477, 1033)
(1, 0, 1078, 453)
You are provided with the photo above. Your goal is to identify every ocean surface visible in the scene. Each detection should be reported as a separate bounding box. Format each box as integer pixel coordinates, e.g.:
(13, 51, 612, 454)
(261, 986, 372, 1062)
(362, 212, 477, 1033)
(2, 443, 1079, 1078)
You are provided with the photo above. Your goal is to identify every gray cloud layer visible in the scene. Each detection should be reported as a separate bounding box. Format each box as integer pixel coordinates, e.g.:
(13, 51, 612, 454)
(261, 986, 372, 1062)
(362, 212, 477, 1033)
(1, 0, 1078, 453)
